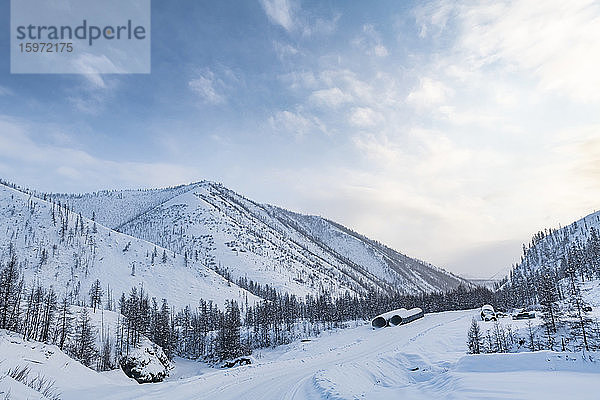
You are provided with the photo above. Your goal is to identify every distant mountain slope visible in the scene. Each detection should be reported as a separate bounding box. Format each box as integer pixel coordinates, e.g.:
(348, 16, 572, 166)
(515, 210, 600, 274)
(49, 181, 468, 296)
(499, 209, 600, 306)
(267, 207, 465, 293)
(0, 183, 258, 309)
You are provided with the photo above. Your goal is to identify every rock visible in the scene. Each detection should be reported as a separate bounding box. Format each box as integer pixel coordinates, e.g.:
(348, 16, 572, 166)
(119, 339, 172, 383)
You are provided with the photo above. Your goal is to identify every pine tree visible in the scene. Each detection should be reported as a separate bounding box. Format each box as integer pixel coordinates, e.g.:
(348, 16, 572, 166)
(526, 320, 536, 351)
(152, 246, 157, 264)
(566, 263, 592, 351)
(98, 336, 113, 371)
(39, 288, 57, 343)
(55, 296, 73, 350)
(539, 269, 560, 333)
(72, 307, 98, 367)
(89, 279, 103, 313)
(467, 317, 483, 354)
(217, 300, 244, 361)
(0, 255, 23, 330)
(155, 299, 172, 358)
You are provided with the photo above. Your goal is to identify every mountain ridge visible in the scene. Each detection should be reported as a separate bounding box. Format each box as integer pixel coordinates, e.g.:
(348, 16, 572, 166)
(0, 181, 259, 309)
(41, 179, 469, 297)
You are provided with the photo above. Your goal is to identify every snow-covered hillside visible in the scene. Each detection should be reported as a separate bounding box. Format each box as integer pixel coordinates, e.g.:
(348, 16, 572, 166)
(0, 183, 259, 309)
(516, 210, 600, 273)
(271, 207, 465, 293)
(48, 181, 467, 297)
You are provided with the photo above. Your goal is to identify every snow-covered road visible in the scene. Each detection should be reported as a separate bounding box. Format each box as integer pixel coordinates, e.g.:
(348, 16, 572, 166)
(83, 310, 474, 399)
(63, 309, 600, 399)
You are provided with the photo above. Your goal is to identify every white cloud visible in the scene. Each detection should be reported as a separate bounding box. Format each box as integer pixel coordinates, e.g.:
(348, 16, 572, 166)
(70, 53, 124, 89)
(0, 115, 198, 192)
(301, 15, 339, 37)
(352, 133, 400, 165)
(0, 86, 13, 96)
(66, 63, 120, 115)
(260, 0, 338, 36)
(437, 105, 499, 127)
(349, 107, 383, 128)
(188, 70, 227, 105)
(273, 41, 300, 60)
(373, 45, 389, 57)
(309, 87, 352, 108)
(419, 0, 600, 103)
(406, 77, 452, 108)
(268, 110, 327, 138)
(260, 0, 296, 31)
(279, 71, 319, 90)
(319, 69, 377, 104)
(353, 24, 389, 57)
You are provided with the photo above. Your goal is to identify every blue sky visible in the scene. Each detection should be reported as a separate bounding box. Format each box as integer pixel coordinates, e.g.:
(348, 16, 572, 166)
(1, 0, 600, 278)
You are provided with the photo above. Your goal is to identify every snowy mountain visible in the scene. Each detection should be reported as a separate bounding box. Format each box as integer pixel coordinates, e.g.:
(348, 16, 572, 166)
(512, 210, 600, 275)
(47, 181, 467, 297)
(496, 208, 600, 310)
(0, 183, 259, 309)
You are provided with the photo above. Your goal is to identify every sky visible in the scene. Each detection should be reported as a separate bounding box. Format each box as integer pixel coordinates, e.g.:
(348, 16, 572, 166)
(1, 0, 600, 279)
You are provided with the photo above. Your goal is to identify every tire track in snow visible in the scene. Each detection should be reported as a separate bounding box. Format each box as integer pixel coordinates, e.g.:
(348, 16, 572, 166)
(310, 312, 473, 399)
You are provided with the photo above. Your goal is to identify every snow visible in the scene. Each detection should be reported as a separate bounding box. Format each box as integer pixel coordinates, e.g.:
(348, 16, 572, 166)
(515, 210, 600, 274)
(42, 181, 466, 297)
(3, 309, 599, 399)
(0, 183, 260, 310)
(582, 279, 600, 308)
(0, 375, 49, 400)
(0, 329, 134, 398)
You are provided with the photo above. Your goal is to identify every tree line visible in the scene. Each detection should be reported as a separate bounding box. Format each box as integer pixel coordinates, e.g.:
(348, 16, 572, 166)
(2, 248, 499, 371)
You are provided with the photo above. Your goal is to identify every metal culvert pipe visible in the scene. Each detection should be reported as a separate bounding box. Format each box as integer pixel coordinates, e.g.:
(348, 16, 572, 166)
(371, 307, 424, 329)
(388, 314, 403, 326)
(371, 316, 388, 328)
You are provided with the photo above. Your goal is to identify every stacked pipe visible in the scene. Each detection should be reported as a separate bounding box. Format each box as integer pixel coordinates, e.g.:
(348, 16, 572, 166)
(371, 307, 424, 329)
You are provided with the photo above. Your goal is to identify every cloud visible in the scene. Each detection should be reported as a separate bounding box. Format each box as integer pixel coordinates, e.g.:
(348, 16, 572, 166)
(414, 1, 454, 38)
(259, 0, 338, 36)
(552, 124, 600, 191)
(70, 53, 125, 89)
(61, 53, 125, 115)
(279, 71, 319, 91)
(260, 0, 296, 31)
(352, 133, 400, 165)
(374, 45, 389, 57)
(349, 107, 383, 128)
(308, 87, 352, 108)
(418, 0, 600, 103)
(406, 77, 452, 108)
(273, 41, 300, 60)
(301, 15, 339, 37)
(268, 110, 327, 138)
(188, 69, 227, 105)
(318, 69, 377, 104)
(0, 86, 13, 96)
(0, 115, 198, 192)
(353, 24, 389, 57)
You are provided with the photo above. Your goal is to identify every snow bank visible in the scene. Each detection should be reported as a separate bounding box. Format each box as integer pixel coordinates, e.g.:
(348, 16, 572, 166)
(455, 350, 600, 373)
(0, 374, 49, 400)
(0, 329, 132, 398)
